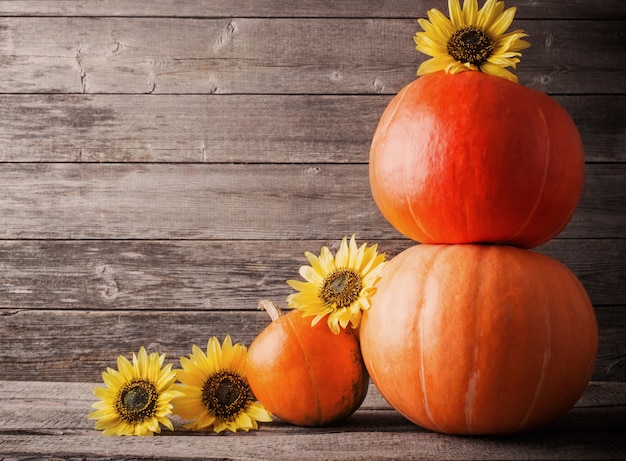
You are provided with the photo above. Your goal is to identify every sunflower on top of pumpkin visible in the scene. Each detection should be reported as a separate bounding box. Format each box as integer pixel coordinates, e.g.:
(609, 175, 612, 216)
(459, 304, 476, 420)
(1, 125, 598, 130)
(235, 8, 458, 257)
(286, 235, 386, 334)
(414, 0, 530, 82)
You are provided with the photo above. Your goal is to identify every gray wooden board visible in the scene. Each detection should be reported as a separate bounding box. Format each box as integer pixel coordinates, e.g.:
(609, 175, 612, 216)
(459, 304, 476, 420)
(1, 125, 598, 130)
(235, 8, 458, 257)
(0, 18, 623, 95)
(0, 0, 624, 18)
(0, 381, 624, 460)
(1, 306, 624, 382)
(0, 94, 623, 163)
(0, 163, 623, 239)
(0, 239, 623, 310)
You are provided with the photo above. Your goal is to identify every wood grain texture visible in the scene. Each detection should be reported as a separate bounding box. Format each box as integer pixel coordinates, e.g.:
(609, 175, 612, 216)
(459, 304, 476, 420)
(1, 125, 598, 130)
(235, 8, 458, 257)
(1, 306, 624, 382)
(0, 381, 624, 460)
(0, 163, 623, 239)
(2, 380, 623, 426)
(0, 18, 624, 95)
(2, 431, 624, 461)
(0, 239, 623, 311)
(0, 310, 270, 382)
(0, 0, 624, 19)
(0, 94, 622, 163)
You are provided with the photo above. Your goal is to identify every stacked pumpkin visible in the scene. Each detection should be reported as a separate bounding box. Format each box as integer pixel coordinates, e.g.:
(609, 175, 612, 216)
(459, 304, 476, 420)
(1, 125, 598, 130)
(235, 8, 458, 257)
(360, 0, 599, 435)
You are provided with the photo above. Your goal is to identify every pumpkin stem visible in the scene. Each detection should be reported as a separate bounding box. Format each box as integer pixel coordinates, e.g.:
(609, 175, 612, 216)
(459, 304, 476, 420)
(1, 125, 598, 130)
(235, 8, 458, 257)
(258, 299, 285, 322)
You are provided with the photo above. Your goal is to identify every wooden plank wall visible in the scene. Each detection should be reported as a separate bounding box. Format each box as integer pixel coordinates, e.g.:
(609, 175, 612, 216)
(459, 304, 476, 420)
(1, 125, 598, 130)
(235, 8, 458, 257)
(0, 1, 624, 382)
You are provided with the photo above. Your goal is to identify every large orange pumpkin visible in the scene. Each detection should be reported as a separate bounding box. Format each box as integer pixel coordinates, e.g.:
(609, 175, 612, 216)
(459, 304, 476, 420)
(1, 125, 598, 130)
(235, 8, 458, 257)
(360, 244, 598, 435)
(369, 71, 585, 249)
(246, 301, 369, 427)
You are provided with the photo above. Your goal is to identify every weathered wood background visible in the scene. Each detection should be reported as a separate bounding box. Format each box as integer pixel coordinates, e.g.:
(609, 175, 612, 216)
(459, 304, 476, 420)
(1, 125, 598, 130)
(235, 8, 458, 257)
(0, 0, 624, 386)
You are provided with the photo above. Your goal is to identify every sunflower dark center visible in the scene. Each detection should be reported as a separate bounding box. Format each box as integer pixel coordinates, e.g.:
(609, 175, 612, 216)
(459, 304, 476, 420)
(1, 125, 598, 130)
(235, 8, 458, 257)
(202, 371, 254, 421)
(447, 26, 495, 65)
(115, 380, 158, 423)
(319, 268, 363, 309)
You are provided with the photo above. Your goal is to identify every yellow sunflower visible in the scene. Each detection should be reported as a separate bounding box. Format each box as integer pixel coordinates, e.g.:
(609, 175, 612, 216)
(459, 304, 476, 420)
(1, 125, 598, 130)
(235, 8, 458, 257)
(88, 347, 181, 436)
(174, 335, 272, 433)
(286, 235, 387, 335)
(414, 0, 530, 82)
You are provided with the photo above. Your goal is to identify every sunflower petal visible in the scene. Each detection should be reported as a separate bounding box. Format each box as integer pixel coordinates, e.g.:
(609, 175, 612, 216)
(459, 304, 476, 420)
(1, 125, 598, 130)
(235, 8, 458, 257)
(480, 61, 519, 82)
(448, 0, 464, 28)
(427, 8, 456, 37)
(477, 0, 502, 30)
(487, 6, 516, 37)
(418, 18, 450, 44)
(299, 264, 324, 284)
(417, 55, 457, 76)
(463, 0, 479, 25)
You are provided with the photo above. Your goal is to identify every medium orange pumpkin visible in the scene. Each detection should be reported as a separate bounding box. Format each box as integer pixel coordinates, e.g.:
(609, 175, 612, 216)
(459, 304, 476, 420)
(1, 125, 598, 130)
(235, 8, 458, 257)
(246, 300, 369, 426)
(369, 71, 585, 249)
(360, 244, 598, 435)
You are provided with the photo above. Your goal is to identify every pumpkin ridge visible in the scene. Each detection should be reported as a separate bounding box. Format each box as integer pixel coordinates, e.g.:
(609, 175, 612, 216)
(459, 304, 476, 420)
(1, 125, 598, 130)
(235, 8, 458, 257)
(512, 252, 553, 431)
(505, 94, 551, 246)
(463, 245, 488, 434)
(365, 247, 422, 425)
(406, 192, 437, 243)
(403, 78, 438, 243)
(464, 368, 480, 434)
(285, 313, 324, 425)
(377, 81, 412, 142)
(374, 80, 438, 243)
(418, 317, 439, 430)
(572, 271, 598, 381)
(516, 303, 552, 431)
(417, 245, 450, 433)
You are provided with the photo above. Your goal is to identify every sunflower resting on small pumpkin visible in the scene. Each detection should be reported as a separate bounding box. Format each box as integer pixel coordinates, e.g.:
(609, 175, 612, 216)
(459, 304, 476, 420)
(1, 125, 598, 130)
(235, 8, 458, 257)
(414, 0, 530, 82)
(286, 235, 387, 335)
(88, 347, 182, 436)
(173, 335, 273, 433)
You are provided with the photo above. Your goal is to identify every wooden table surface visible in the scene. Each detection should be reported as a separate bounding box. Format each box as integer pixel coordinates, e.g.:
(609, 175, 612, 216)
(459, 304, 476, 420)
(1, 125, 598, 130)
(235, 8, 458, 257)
(1, 380, 625, 460)
(0, 0, 624, 459)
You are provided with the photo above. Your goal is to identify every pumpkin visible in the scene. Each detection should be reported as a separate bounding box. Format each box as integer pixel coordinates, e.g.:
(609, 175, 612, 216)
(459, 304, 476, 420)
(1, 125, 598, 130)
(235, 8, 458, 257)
(360, 244, 598, 435)
(369, 71, 585, 249)
(246, 300, 369, 426)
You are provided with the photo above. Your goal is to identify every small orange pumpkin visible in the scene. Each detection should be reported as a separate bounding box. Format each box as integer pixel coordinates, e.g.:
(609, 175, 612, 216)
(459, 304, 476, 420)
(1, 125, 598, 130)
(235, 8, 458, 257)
(246, 300, 369, 427)
(360, 244, 598, 435)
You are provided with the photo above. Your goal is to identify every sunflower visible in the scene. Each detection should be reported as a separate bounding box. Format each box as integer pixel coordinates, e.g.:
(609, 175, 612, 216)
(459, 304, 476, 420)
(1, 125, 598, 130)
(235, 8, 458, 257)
(174, 335, 272, 433)
(286, 235, 387, 335)
(414, 0, 530, 82)
(88, 347, 181, 436)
